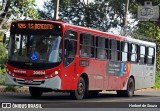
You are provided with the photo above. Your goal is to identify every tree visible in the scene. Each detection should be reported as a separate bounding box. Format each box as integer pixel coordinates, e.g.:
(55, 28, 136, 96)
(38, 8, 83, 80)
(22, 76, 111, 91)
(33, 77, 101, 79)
(0, 42, 6, 65)
(0, 0, 38, 30)
(38, 0, 130, 31)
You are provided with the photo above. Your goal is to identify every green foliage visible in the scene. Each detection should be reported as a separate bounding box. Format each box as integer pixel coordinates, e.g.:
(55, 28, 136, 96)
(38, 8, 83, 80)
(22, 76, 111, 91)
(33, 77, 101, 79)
(153, 71, 160, 88)
(0, 43, 7, 65)
(0, 73, 5, 85)
(133, 21, 160, 71)
(5, 86, 16, 92)
(38, 0, 128, 31)
(0, 0, 39, 30)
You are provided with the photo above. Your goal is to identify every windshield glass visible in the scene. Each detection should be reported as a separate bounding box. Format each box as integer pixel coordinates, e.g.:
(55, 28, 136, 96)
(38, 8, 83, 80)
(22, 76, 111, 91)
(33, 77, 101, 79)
(8, 34, 62, 63)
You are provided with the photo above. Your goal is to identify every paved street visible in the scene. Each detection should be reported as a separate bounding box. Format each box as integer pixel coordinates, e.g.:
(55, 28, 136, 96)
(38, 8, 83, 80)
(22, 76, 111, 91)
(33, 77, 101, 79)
(0, 89, 160, 111)
(0, 89, 160, 107)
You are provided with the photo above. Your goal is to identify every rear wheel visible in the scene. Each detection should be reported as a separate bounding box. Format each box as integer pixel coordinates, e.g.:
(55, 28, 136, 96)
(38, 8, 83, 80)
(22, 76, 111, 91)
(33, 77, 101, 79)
(126, 77, 135, 97)
(29, 87, 43, 98)
(117, 77, 135, 97)
(70, 77, 85, 100)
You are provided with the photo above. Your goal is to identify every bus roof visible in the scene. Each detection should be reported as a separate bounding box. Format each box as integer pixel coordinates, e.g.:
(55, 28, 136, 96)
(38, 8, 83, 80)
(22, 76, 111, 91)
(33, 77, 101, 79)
(12, 20, 156, 47)
(67, 24, 156, 47)
(126, 37, 156, 47)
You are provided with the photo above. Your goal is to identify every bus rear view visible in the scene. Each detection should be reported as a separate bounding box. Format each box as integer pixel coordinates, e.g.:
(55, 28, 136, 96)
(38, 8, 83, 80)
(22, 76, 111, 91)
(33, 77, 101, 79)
(5, 20, 63, 97)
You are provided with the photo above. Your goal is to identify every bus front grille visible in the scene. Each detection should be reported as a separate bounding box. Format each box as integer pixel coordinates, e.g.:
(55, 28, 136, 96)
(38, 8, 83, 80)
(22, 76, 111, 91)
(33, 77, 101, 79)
(13, 78, 45, 85)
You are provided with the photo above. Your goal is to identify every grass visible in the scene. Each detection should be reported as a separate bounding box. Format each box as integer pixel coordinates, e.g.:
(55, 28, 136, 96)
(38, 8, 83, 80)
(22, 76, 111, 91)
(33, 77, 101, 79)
(153, 71, 160, 89)
(0, 66, 6, 85)
(0, 72, 5, 85)
(4, 86, 16, 92)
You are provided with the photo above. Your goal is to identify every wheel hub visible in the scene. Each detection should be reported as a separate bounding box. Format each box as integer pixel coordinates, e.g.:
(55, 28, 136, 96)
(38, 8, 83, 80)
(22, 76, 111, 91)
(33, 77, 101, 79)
(78, 83, 84, 94)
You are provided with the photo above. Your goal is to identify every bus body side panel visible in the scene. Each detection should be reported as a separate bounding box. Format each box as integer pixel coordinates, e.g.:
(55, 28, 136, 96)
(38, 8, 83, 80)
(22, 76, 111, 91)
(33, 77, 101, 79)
(105, 61, 131, 90)
(128, 63, 155, 90)
(88, 59, 106, 90)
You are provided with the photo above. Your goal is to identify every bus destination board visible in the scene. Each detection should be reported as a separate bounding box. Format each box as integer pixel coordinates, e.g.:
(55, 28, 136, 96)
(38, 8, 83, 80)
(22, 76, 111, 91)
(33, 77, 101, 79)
(17, 23, 53, 30)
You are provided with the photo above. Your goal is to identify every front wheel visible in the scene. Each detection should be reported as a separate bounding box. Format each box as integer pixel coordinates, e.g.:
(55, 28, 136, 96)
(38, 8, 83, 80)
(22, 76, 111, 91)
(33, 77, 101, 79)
(29, 87, 43, 98)
(70, 77, 85, 100)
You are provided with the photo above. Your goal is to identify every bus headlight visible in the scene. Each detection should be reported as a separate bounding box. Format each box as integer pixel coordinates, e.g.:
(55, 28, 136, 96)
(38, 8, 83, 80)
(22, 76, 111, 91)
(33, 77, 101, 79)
(12, 73, 14, 77)
(55, 71, 59, 75)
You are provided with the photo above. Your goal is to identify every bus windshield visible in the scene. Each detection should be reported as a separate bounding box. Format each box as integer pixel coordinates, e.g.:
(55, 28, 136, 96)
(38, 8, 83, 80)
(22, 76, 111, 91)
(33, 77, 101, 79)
(8, 34, 62, 63)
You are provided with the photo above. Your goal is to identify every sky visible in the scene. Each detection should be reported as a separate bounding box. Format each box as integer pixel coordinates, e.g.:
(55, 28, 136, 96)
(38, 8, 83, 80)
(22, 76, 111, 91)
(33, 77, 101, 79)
(35, 0, 45, 9)
(35, 0, 94, 9)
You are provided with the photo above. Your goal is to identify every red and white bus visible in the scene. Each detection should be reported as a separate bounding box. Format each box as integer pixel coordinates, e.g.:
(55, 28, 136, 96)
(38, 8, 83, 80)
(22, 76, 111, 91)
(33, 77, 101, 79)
(4, 20, 156, 100)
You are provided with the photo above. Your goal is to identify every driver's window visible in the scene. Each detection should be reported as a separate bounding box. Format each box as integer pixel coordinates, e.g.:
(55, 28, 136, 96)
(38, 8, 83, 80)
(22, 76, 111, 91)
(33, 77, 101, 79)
(64, 30, 78, 67)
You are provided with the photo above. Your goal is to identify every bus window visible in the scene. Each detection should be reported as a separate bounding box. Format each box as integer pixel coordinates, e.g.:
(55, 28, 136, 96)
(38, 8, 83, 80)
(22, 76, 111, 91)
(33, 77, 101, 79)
(64, 30, 78, 67)
(147, 47, 155, 65)
(131, 44, 138, 62)
(80, 33, 94, 58)
(105, 39, 109, 59)
(139, 45, 146, 64)
(96, 37, 106, 59)
(121, 42, 128, 62)
(110, 39, 119, 61)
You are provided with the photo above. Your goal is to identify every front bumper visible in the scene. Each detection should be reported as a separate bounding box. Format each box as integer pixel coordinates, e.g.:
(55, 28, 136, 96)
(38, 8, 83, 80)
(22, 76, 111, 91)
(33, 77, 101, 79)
(5, 73, 61, 90)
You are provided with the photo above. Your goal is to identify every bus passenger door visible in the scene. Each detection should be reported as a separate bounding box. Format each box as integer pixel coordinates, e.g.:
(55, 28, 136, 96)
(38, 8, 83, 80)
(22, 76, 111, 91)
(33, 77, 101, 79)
(63, 30, 78, 90)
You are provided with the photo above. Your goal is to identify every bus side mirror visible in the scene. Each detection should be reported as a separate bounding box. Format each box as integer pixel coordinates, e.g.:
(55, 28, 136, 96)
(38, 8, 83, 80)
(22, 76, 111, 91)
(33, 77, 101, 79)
(3, 34, 6, 45)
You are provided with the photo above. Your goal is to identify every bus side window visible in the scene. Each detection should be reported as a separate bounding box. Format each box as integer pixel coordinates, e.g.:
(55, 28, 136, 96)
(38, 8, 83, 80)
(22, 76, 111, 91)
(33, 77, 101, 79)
(121, 42, 128, 62)
(130, 43, 138, 63)
(64, 30, 78, 67)
(147, 47, 155, 65)
(96, 37, 107, 60)
(110, 39, 118, 61)
(139, 45, 146, 64)
(105, 38, 109, 59)
(80, 33, 94, 58)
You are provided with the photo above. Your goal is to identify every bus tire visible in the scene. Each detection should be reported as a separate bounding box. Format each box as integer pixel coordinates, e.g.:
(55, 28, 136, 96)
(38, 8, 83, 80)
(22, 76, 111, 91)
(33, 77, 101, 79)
(29, 87, 43, 98)
(70, 77, 85, 100)
(126, 77, 135, 97)
(117, 77, 135, 97)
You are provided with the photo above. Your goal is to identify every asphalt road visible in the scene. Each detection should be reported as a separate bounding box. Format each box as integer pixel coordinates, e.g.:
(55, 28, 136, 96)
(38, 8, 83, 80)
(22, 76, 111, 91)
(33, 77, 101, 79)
(0, 89, 160, 108)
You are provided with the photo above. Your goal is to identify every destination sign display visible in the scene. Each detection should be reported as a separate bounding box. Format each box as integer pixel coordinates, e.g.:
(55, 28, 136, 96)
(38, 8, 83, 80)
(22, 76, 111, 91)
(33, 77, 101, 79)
(10, 21, 62, 34)
(16, 23, 53, 30)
